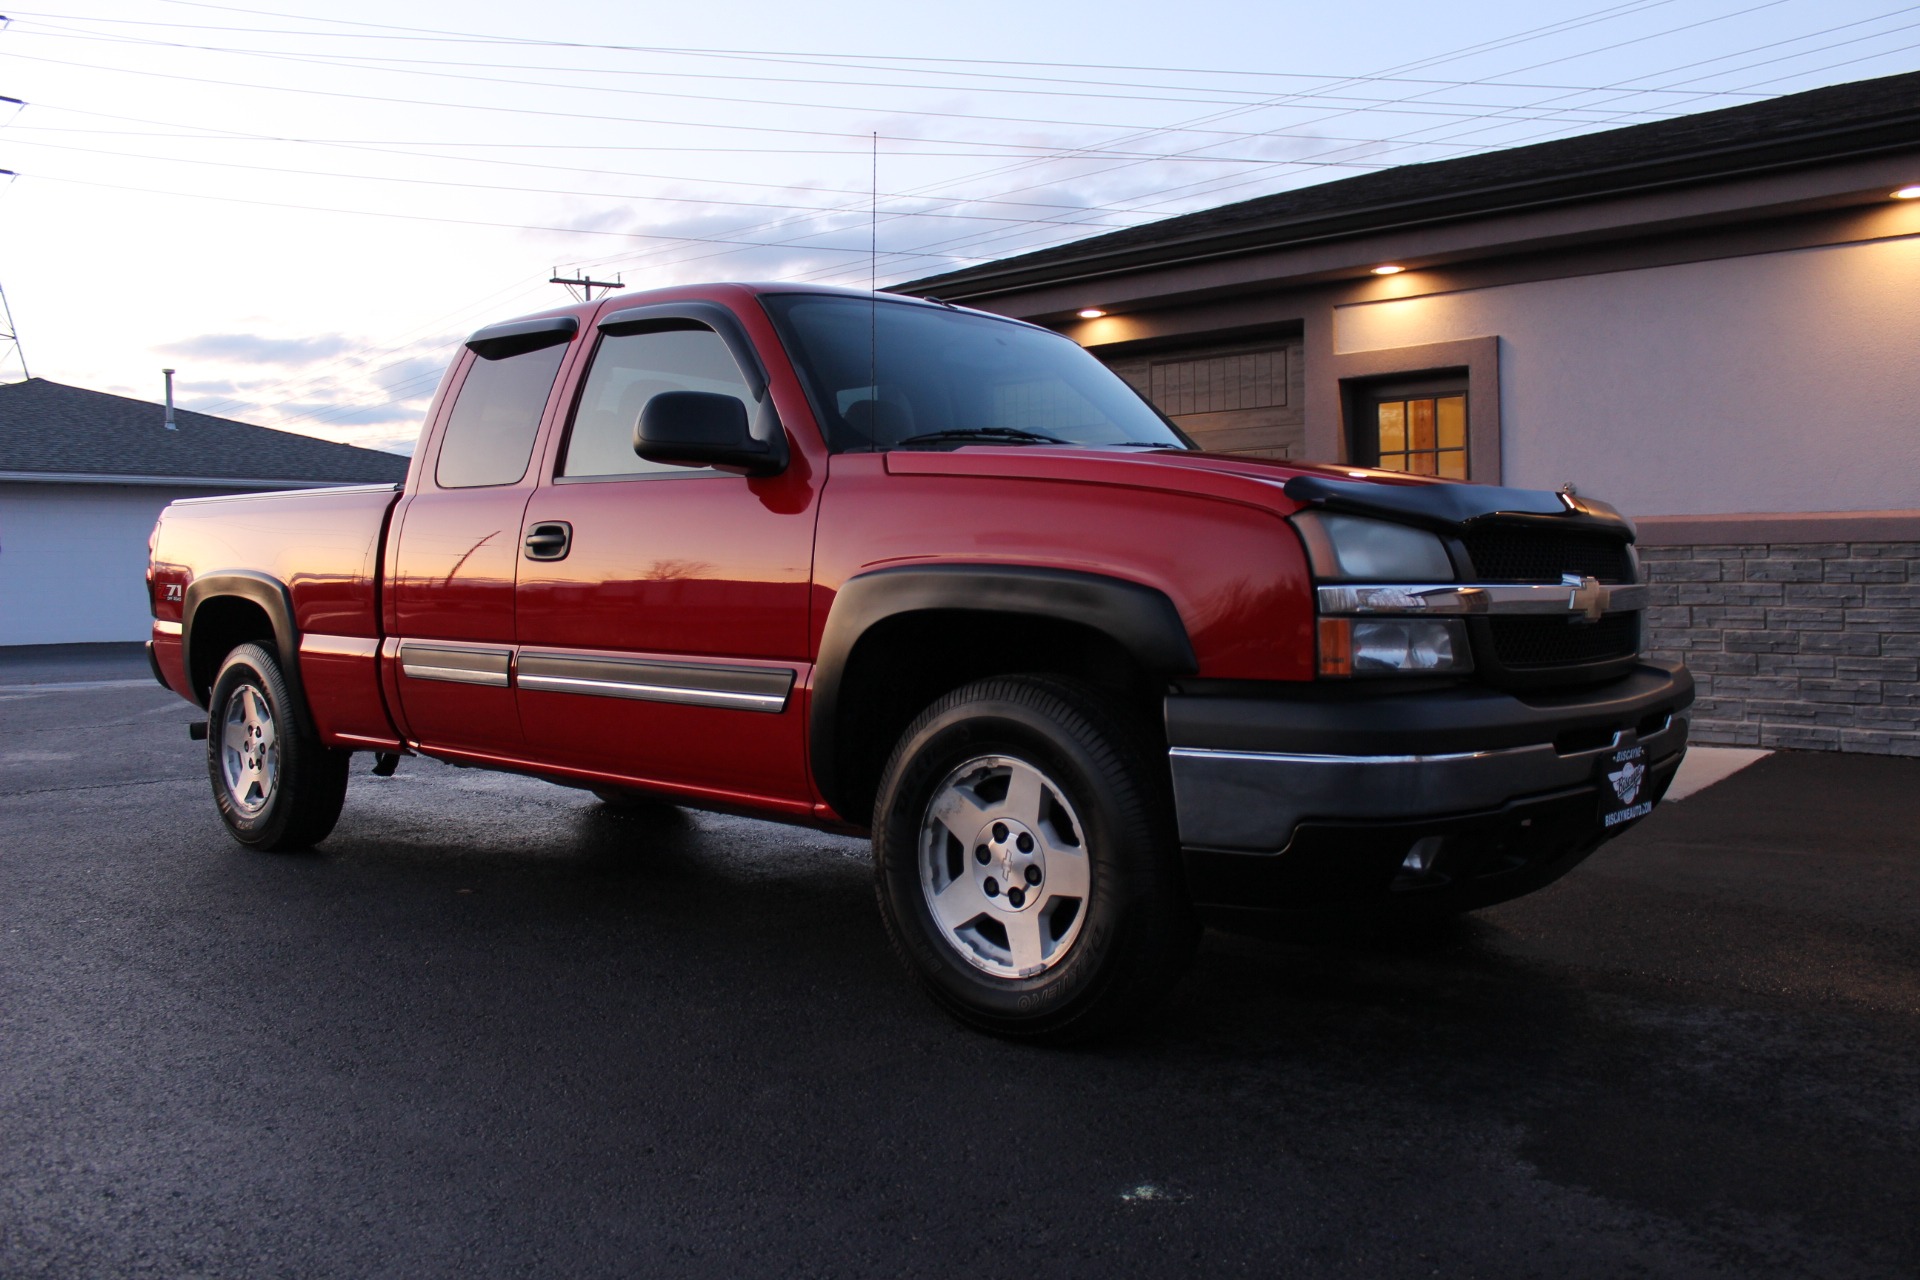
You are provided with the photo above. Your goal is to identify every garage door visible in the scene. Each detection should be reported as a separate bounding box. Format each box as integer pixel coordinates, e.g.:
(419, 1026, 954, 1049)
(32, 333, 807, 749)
(1101, 335, 1305, 458)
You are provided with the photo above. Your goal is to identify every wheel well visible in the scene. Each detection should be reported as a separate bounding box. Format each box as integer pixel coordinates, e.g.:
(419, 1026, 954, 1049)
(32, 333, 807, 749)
(830, 609, 1164, 825)
(187, 596, 276, 703)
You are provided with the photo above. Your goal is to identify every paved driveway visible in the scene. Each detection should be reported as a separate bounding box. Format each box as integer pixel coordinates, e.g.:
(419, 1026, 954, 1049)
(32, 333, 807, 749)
(2, 648, 1916, 1277)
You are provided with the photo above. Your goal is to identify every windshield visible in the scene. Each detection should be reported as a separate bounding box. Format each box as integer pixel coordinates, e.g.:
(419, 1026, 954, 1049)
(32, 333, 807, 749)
(761, 293, 1190, 453)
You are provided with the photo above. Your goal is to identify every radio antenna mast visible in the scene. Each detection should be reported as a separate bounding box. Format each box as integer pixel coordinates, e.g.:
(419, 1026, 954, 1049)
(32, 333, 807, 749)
(868, 132, 878, 428)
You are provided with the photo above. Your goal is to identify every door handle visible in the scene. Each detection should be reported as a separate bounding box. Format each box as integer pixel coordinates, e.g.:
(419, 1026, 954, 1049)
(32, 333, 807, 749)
(523, 521, 572, 561)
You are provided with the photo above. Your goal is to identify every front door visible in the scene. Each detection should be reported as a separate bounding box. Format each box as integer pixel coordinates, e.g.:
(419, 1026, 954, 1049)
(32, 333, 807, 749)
(388, 323, 575, 757)
(513, 312, 819, 806)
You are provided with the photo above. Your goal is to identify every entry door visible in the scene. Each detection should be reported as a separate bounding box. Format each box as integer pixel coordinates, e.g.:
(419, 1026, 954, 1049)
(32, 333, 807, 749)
(389, 328, 573, 757)
(514, 318, 818, 803)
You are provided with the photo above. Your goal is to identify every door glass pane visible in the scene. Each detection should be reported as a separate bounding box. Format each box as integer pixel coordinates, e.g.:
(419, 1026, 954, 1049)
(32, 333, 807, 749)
(436, 343, 569, 489)
(562, 327, 754, 478)
(1376, 400, 1406, 454)
(1410, 398, 1437, 453)
(1436, 394, 1466, 450)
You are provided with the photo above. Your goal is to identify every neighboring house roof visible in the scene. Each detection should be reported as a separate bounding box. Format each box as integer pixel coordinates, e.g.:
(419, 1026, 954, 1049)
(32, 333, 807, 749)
(898, 68, 1920, 300)
(0, 378, 410, 486)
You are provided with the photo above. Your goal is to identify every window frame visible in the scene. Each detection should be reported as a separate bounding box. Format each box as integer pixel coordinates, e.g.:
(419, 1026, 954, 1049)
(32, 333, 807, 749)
(1328, 336, 1502, 484)
(431, 334, 574, 492)
(1351, 374, 1471, 478)
(548, 303, 771, 486)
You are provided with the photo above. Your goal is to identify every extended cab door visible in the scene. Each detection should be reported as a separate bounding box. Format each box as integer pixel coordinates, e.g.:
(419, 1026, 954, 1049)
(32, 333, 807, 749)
(387, 317, 578, 758)
(512, 301, 820, 808)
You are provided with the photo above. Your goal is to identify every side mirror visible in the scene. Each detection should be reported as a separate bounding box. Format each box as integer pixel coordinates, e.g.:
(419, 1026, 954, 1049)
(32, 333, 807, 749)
(634, 391, 787, 477)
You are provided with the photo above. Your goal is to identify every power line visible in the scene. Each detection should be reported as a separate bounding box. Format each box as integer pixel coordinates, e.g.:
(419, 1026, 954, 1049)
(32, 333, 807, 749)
(793, 1, 1915, 286)
(550, 0, 1706, 285)
(3, 16, 1723, 122)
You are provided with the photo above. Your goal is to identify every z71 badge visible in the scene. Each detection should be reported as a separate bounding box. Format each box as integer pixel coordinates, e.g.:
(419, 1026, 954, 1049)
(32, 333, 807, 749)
(1600, 739, 1652, 828)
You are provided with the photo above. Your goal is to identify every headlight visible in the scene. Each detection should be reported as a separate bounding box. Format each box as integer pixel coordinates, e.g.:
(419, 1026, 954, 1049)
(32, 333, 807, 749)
(1295, 511, 1466, 676)
(1292, 512, 1453, 581)
(1318, 618, 1470, 677)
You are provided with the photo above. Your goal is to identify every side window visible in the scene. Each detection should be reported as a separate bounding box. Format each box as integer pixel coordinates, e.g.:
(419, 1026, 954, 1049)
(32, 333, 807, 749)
(435, 342, 569, 489)
(1354, 377, 1468, 479)
(561, 326, 754, 478)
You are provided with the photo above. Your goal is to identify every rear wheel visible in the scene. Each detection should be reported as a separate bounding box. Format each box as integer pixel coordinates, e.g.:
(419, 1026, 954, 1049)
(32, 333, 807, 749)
(872, 675, 1197, 1043)
(207, 643, 349, 851)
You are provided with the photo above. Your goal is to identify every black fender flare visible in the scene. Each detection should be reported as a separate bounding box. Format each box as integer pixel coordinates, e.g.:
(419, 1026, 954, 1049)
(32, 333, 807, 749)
(181, 570, 304, 711)
(809, 564, 1198, 816)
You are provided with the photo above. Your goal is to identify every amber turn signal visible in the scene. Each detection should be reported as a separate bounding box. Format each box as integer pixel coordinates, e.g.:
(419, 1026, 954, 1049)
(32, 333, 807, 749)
(1318, 617, 1354, 677)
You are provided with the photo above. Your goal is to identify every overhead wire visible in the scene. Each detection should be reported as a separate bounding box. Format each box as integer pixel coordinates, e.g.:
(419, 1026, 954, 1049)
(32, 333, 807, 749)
(24, 0, 1894, 431)
(789, 0, 1913, 286)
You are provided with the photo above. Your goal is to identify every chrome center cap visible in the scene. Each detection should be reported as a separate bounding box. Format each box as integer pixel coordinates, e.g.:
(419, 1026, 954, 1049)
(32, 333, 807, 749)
(971, 817, 1044, 910)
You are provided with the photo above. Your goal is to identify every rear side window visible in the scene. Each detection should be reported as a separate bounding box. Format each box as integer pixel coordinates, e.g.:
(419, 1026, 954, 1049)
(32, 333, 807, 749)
(560, 326, 753, 478)
(436, 343, 569, 488)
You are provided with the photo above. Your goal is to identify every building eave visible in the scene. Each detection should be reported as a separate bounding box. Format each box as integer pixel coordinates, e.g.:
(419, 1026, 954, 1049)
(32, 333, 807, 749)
(897, 91, 1920, 304)
(0, 470, 364, 489)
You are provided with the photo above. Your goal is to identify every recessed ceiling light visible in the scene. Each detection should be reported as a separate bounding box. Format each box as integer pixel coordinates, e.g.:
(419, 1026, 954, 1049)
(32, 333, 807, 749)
(1076, 308, 1107, 319)
(1894, 185, 1920, 199)
(1371, 265, 1406, 276)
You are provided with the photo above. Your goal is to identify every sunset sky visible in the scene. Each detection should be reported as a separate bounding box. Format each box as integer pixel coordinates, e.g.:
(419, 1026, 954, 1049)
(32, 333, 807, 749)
(2, 0, 1914, 454)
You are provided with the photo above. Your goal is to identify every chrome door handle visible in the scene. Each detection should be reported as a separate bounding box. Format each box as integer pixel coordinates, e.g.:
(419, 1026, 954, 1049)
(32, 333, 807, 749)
(523, 521, 572, 561)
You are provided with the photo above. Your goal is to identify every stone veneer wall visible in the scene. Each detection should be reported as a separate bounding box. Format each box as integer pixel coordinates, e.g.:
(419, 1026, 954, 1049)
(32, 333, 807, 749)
(1640, 540, 1920, 756)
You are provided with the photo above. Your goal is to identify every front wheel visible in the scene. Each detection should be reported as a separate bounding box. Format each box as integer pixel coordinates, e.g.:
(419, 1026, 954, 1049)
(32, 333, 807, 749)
(872, 676, 1197, 1043)
(207, 643, 350, 851)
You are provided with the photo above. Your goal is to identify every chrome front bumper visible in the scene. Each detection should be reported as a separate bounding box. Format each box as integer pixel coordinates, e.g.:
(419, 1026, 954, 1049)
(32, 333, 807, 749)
(1170, 714, 1687, 853)
(1164, 661, 1694, 855)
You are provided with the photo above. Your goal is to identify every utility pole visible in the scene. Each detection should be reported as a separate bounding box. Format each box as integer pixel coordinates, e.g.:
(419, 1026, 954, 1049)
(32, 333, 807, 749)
(0, 276, 28, 384)
(549, 269, 624, 303)
(0, 154, 25, 381)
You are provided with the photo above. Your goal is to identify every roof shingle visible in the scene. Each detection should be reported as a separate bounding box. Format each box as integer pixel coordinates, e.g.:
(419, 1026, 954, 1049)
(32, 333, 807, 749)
(899, 69, 1920, 299)
(0, 378, 410, 485)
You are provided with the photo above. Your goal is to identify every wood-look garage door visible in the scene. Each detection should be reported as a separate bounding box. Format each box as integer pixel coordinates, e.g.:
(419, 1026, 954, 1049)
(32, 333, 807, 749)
(1101, 335, 1305, 458)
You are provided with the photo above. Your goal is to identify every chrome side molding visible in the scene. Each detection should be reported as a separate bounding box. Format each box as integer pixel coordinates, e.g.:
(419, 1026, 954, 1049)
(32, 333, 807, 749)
(516, 651, 793, 713)
(398, 642, 512, 688)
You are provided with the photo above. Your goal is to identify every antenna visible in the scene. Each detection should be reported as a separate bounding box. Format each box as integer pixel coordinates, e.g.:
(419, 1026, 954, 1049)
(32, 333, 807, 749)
(869, 131, 878, 445)
(0, 277, 26, 382)
(549, 269, 624, 303)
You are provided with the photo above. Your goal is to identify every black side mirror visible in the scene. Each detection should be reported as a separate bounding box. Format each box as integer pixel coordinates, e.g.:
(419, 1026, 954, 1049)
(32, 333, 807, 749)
(634, 391, 787, 477)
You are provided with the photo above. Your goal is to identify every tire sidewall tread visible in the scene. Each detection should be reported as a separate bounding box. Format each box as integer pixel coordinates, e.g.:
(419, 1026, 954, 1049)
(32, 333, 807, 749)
(206, 643, 348, 852)
(872, 675, 1195, 1043)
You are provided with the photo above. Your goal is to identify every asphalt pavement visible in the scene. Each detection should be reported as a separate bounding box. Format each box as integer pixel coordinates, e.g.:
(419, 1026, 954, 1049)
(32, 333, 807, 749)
(2, 645, 1916, 1278)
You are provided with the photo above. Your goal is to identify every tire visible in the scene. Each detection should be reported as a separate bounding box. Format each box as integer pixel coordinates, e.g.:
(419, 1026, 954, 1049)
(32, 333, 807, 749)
(872, 675, 1198, 1043)
(206, 643, 350, 852)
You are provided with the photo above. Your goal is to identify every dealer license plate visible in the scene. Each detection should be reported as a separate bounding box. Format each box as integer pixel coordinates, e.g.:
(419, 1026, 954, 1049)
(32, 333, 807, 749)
(1598, 735, 1652, 829)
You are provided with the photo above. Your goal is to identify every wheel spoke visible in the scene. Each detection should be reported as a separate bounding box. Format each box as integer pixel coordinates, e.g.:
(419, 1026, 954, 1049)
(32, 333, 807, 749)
(1003, 910, 1046, 975)
(1041, 846, 1091, 902)
(222, 718, 248, 754)
(1001, 761, 1045, 824)
(927, 784, 989, 846)
(931, 874, 986, 932)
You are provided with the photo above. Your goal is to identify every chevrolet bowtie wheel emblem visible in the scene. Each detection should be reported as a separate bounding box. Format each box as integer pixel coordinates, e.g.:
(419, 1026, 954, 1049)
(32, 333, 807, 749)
(1561, 573, 1609, 624)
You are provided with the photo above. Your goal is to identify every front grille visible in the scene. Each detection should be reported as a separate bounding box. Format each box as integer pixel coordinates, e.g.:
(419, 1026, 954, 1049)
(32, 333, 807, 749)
(1461, 527, 1633, 582)
(1489, 612, 1639, 669)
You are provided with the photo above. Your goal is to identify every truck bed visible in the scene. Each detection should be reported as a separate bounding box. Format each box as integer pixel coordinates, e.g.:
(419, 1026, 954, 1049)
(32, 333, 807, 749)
(149, 483, 402, 748)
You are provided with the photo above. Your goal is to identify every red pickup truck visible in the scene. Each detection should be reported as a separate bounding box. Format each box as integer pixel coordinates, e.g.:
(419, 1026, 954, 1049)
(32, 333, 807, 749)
(148, 282, 1692, 1040)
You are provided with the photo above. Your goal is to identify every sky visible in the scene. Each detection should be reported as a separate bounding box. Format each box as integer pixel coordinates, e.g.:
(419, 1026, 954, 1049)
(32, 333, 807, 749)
(0, 0, 1915, 456)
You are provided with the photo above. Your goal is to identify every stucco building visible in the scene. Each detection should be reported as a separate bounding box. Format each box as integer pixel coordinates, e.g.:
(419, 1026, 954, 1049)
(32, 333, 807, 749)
(0, 379, 408, 646)
(901, 70, 1920, 756)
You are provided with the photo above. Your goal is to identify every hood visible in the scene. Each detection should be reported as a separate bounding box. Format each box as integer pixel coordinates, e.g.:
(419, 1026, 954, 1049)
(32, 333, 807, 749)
(883, 446, 1635, 538)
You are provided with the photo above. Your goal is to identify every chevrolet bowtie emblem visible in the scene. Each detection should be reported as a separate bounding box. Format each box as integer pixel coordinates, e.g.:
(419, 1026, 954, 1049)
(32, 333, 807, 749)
(1561, 573, 1609, 623)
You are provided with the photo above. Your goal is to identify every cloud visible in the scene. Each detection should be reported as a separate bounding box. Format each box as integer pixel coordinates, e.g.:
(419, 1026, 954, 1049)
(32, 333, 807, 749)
(275, 399, 425, 429)
(157, 332, 357, 366)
